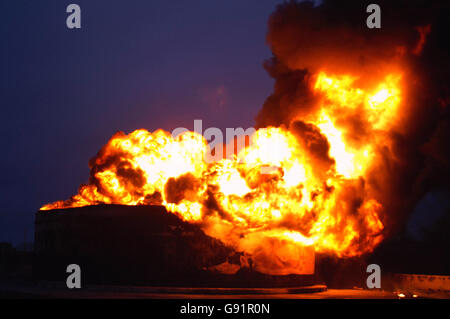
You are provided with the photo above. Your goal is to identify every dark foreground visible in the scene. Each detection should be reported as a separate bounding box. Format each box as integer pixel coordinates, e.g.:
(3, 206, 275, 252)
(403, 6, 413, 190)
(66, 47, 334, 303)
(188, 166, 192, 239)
(1, 281, 449, 299)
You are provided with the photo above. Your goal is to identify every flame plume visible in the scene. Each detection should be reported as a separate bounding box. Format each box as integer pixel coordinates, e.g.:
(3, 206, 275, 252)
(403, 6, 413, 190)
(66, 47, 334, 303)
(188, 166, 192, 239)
(41, 71, 403, 274)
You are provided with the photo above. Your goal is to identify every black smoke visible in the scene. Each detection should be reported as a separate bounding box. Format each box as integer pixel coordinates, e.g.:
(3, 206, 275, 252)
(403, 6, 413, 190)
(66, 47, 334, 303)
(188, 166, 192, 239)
(257, 0, 450, 237)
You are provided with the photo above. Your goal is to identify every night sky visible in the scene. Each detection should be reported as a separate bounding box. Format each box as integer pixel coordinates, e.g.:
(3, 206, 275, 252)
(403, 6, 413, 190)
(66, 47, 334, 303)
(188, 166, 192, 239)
(1, 1, 448, 247)
(1, 0, 283, 244)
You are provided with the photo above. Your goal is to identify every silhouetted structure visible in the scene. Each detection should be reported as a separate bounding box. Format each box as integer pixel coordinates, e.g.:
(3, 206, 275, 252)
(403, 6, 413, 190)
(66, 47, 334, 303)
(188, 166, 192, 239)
(34, 205, 318, 287)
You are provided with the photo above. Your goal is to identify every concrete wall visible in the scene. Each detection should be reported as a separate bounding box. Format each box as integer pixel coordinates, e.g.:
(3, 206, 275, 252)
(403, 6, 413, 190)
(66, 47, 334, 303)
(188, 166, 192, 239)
(388, 273, 450, 292)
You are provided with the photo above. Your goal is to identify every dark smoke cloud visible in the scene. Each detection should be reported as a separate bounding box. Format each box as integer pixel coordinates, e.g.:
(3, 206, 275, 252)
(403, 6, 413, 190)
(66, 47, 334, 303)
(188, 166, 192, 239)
(164, 173, 201, 205)
(257, 0, 450, 236)
(290, 120, 335, 179)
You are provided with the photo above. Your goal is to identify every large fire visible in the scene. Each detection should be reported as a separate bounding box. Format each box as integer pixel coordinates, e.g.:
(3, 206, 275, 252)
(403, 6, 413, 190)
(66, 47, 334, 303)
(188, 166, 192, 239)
(41, 71, 402, 275)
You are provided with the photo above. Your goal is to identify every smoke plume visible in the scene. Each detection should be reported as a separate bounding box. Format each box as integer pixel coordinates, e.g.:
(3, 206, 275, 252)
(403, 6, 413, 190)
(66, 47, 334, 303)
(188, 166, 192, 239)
(257, 0, 450, 235)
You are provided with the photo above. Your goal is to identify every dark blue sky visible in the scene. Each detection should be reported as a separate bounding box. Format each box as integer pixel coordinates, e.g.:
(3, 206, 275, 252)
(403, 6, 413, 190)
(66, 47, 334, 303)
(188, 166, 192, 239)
(0, 0, 283, 244)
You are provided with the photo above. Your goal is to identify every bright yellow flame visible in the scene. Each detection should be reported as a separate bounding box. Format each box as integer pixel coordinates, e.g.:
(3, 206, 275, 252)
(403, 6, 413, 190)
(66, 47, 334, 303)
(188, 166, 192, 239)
(41, 70, 404, 274)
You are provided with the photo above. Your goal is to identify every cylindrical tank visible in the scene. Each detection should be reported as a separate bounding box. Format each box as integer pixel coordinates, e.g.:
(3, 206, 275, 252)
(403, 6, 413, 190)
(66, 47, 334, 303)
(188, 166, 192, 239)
(34, 204, 318, 287)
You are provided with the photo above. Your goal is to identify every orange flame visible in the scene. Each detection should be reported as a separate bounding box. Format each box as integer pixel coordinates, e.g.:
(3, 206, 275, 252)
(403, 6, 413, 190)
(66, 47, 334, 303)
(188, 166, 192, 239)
(41, 71, 403, 275)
